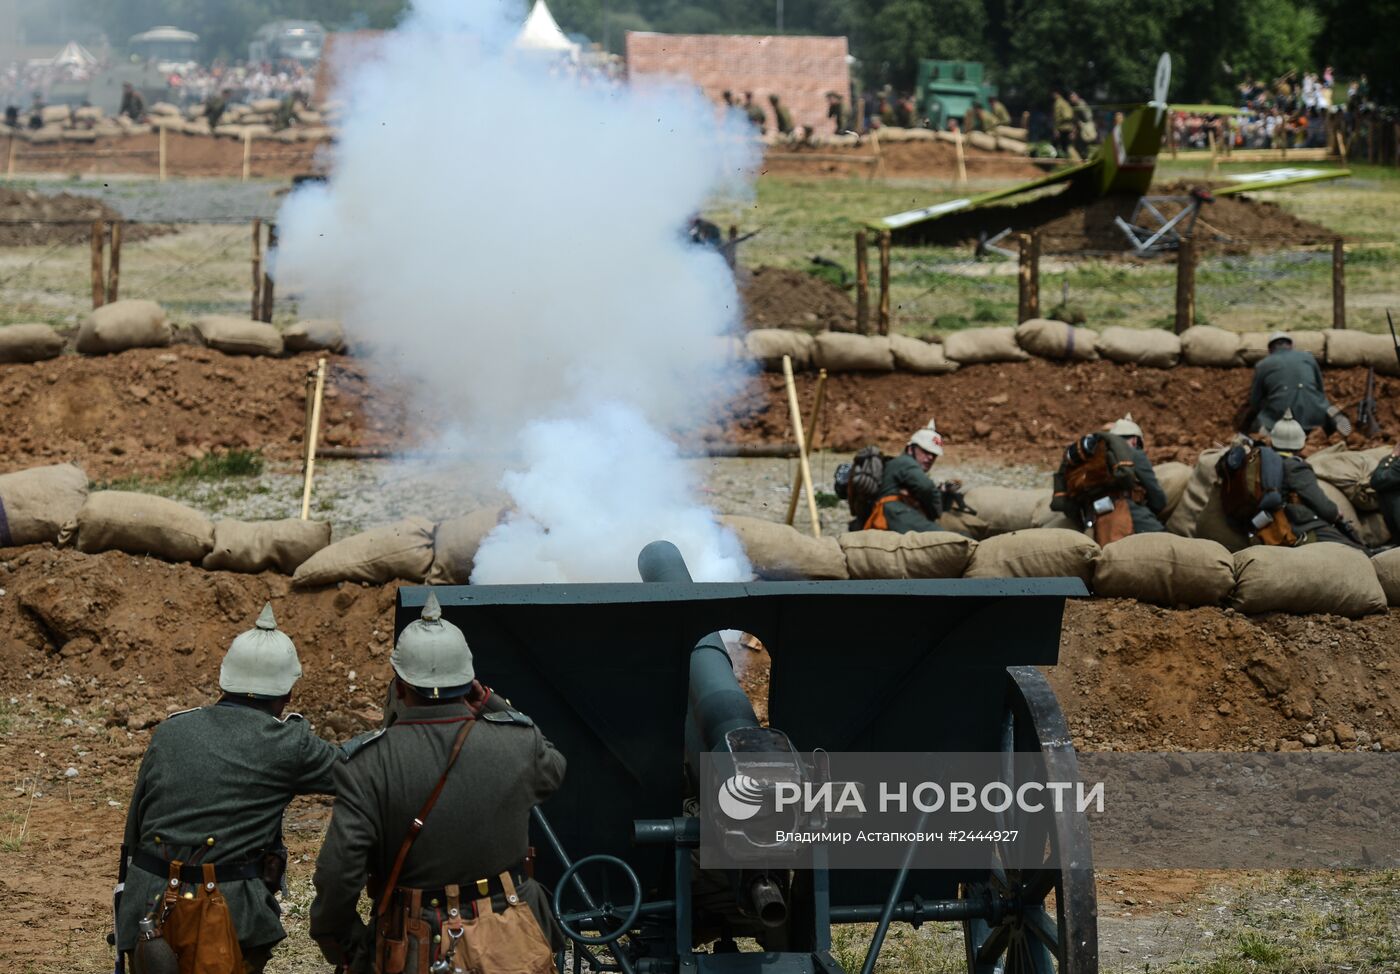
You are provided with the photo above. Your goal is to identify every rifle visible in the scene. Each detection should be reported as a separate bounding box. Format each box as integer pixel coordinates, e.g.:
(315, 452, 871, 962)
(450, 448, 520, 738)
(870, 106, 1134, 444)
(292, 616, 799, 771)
(940, 480, 977, 515)
(110, 844, 127, 974)
(1357, 365, 1382, 438)
(1388, 309, 1399, 371)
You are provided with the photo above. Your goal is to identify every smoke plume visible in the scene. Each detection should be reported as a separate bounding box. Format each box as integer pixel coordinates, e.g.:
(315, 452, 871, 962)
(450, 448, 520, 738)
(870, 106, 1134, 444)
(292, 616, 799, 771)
(276, 0, 755, 582)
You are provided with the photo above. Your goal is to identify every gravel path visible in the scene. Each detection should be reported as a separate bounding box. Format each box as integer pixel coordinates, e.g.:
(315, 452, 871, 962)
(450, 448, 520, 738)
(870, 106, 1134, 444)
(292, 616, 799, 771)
(22, 175, 289, 223)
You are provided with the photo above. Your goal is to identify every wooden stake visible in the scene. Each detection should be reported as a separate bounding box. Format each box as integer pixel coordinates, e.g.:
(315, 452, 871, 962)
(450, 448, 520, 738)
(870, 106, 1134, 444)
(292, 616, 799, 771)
(6, 133, 15, 178)
(90, 220, 105, 309)
(251, 217, 263, 319)
(302, 368, 318, 474)
(158, 123, 167, 182)
(1207, 129, 1218, 177)
(106, 221, 121, 303)
(1335, 127, 1348, 166)
(1332, 237, 1345, 330)
(260, 222, 277, 323)
(781, 355, 822, 538)
(300, 358, 328, 520)
(954, 128, 968, 186)
(242, 131, 252, 182)
(1021, 232, 1041, 320)
(877, 230, 891, 335)
(1174, 236, 1196, 334)
(855, 229, 870, 335)
(784, 369, 828, 526)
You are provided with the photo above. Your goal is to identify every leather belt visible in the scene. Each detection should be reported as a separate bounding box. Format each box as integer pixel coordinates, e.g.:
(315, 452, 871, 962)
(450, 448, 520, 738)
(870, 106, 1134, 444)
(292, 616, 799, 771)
(402, 866, 531, 910)
(132, 850, 262, 884)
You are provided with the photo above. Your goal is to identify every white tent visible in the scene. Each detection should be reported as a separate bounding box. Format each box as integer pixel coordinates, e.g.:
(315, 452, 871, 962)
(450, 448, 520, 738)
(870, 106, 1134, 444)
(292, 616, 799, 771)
(51, 41, 98, 68)
(514, 0, 580, 59)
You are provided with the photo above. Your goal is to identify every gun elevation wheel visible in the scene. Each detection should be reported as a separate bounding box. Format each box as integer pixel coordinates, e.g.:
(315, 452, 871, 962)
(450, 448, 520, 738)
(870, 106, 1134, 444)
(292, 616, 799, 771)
(961, 666, 1098, 974)
(553, 854, 643, 946)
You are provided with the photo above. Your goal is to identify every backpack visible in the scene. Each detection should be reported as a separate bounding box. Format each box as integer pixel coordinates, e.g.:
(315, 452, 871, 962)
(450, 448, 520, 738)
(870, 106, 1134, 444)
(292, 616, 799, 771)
(1056, 433, 1137, 505)
(835, 447, 886, 523)
(1216, 442, 1297, 546)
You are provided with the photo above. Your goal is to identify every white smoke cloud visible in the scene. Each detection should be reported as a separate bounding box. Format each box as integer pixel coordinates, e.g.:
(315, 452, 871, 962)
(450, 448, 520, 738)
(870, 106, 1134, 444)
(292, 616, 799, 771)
(276, 0, 757, 582)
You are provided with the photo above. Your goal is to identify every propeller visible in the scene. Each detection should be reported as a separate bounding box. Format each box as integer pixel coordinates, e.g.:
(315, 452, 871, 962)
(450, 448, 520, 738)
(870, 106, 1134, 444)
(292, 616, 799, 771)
(1151, 52, 1172, 125)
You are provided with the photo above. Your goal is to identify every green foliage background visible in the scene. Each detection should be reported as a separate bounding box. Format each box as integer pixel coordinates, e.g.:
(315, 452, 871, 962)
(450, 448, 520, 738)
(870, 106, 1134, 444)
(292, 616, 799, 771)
(17, 0, 1398, 105)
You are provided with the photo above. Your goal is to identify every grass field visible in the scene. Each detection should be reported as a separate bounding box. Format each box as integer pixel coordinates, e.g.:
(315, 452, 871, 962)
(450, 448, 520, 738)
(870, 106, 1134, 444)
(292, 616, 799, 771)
(708, 161, 1400, 339)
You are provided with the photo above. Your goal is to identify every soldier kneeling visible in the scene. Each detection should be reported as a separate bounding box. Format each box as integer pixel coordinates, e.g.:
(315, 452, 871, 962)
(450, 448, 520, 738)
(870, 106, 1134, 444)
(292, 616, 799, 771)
(1053, 414, 1167, 544)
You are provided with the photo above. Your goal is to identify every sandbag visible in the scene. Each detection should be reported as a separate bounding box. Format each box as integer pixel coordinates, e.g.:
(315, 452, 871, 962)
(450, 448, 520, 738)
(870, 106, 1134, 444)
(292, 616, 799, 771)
(1165, 448, 1225, 536)
(1179, 326, 1243, 368)
(76, 300, 171, 355)
(745, 329, 815, 371)
(250, 98, 282, 113)
(1308, 444, 1390, 508)
(720, 515, 847, 580)
(1155, 461, 1192, 521)
(1032, 495, 1080, 532)
(839, 530, 975, 579)
(938, 508, 992, 540)
(193, 316, 284, 357)
(75, 491, 213, 563)
(1317, 480, 1360, 528)
(813, 333, 895, 372)
(943, 327, 1029, 365)
(0, 323, 65, 363)
(968, 131, 997, 152)
(962, 487, 1047, 536)
(1015, 318, 1098, 361)
(283, 319, 347, 353)
(1357, 511, 1391, 549)
(888, 334, 958, 374)
(1238, 330, 1326, 364)
(40, 104, 70, 124)
(963, 529, 1099, 582)
(293, 517, 435, 587)
(1371, 549, 1400, 606)
(1093, 534, 1235, 607)
(1324, 330, 1400, 377)
(1096, 326, 1180, 368)
(1230, 544, 1387, 617)
(427, 507, 507, 584)
(0, 464, 88, 547)
(202, 518, 332, 574)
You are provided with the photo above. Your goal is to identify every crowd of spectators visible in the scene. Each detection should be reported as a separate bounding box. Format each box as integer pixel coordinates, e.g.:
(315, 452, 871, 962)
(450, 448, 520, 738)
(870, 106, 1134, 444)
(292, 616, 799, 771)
(159, 60, 316, 107)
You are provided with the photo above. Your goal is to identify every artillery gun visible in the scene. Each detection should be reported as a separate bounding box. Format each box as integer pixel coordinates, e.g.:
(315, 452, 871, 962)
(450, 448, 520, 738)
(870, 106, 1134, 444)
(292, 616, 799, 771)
(396, 541, 1097, 973)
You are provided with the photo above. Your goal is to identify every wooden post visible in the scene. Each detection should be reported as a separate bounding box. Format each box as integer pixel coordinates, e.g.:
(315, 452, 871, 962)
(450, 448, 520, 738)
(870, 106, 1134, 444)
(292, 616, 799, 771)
(6, 133, 15, 178)
(953, 128, 968, 186)
(106, 221, 121, 303)
(781, 355, 822, 539)
(90, 220, 105, 309)
(1336, 127, 1349, 167)
(1016, 232, 1040, 321)
(726, 224, 738, 271)
(259, 222, 277, 323)
(302, 368, 318, 474)
(158, 123, 167, 182)
(300, 358, 328, 520)
(1332, 237, 1345, 330)
(1207, 129, 1218, 177)
(784, 369, 828, 526)
(251, 218, 263, 320)
(877, 230, 891, 335)
(242, 131, 252, 182)
(1174, 236, 1196, 334)
(855, 230, 870, 335)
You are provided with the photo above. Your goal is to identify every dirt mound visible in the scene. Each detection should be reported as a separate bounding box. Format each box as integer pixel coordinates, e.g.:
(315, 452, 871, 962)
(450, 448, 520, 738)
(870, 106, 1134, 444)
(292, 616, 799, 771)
(0, 347, 401, 479)
(0, 547, 1394, 753)
(713, 361, 1400, 466)
(763, 139, 1044, 180)
(0, 188, 170, 247)
(9, 130, 325, 181)
(739, 265, 856, 331)
(894, 180, 1337, 255)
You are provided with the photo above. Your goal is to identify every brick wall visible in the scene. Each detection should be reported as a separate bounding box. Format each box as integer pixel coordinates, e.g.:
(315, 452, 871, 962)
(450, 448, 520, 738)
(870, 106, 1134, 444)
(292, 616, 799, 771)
(624, 32, 850, 135)
(314, 31, 387, 105)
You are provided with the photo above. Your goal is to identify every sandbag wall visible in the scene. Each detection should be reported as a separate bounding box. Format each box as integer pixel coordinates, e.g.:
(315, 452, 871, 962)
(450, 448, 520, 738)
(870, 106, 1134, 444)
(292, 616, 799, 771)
(744, 322, 1400, 375)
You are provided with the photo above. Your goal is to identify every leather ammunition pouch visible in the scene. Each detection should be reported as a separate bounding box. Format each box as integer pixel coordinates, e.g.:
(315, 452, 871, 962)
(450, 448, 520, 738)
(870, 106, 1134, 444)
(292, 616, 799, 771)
(377, 872, 553, 974)
(140, 860, 244, 974)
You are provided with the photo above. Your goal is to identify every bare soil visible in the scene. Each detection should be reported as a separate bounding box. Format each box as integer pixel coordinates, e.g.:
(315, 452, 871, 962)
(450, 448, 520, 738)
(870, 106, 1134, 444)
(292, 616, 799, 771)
(0, 188, 171, 247)
(761, 140, 1045, 180)
(6, 131, 326, 180)
(738, 265, 857, 332)
(895, 180, 1338, 255)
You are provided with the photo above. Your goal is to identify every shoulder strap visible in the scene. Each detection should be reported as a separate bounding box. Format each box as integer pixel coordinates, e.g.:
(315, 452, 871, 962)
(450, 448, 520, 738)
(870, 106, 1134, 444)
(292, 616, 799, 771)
(375, 718, 476, 915)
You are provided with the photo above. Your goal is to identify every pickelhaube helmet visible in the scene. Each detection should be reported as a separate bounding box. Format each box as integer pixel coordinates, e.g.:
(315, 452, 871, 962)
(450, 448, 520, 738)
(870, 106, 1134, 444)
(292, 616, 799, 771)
(907, 419, 944, 457)
(1108, 413, 1144, 441)
(220, 603, 302, 697)
(391, 592, 475, 697)
(1267, 331, 1292, 348)
(1269, 409, 1306, 451)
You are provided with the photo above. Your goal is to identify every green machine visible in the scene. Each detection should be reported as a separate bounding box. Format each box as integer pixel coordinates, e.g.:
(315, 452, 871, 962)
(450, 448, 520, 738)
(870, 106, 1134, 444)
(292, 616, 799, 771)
(916, 60, 998, 130)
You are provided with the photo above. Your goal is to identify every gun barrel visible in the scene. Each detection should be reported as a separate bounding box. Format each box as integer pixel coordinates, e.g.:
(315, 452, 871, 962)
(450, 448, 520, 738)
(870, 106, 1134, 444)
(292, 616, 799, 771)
(638, 540, 694, 583)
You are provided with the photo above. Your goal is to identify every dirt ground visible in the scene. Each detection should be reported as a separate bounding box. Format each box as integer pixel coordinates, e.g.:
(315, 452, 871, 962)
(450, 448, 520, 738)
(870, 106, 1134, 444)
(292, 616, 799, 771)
(3, 347, 1395, 479)
(5, 130, 328, 181)
(761, 139, 1045, 180)
(739, 265, 857, 331)
(0, 187, 171, 247)
(0, 547, 1395, 969)
(895, 180, 1338, 255)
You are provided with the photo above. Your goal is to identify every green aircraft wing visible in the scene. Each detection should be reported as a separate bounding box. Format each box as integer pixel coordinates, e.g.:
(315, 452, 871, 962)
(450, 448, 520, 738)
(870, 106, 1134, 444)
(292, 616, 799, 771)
(875, 157, 1099, 230)
(1213, 167, 1351, 196)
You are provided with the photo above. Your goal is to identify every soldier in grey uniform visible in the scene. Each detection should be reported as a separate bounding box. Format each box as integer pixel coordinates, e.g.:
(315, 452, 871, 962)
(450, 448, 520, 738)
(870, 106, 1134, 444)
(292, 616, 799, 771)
(1107, 415, 1169, 534)
(1270, 411, 1364, 549)
(116, 604, 343, 972)
(863, 422, 954, 533)
(310, 593, 566, 973)
(1248, 331, 1351, 437)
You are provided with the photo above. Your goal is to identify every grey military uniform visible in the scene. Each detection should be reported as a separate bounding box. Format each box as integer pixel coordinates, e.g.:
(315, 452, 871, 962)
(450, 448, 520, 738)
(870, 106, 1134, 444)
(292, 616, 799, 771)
(310, 700, 566, 972)
(873, 453, 944, 533)
(1371, 455, 1400, 540)
(117, 701, 342, 952)
(1280, 453, 1359, 548)
(1250, 348, 1333, 431)
(1127, 447, 1168, 533)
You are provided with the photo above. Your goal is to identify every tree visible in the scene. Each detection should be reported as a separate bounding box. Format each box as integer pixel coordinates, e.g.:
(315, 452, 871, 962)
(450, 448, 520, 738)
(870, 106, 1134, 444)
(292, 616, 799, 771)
(850, 0, 988, 89)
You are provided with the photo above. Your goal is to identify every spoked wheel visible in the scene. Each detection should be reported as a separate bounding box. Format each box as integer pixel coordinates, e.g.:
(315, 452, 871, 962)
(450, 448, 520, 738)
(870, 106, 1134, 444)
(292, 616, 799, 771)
(552, 854, 643, 947)
(962, 666, 1098, 974)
